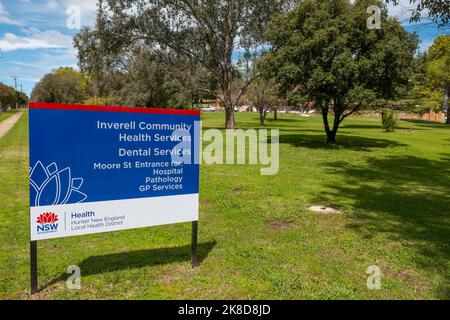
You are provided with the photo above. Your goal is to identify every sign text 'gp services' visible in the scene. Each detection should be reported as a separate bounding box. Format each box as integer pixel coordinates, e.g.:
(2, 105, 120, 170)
(29, 102, 200, 241)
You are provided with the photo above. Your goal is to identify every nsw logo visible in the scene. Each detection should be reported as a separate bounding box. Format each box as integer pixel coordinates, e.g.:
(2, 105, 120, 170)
(36, 212, 59, 233)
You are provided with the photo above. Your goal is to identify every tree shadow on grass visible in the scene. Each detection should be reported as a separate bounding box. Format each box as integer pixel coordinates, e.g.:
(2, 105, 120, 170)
(266, 117, 306, 124)
(341, 124, 384, 129)
(41, 241, 216, 292)
(341, 124, 425, 131)
(279, 133, 408, 151)
(318, 155, 450, 298)
(201, 125, 324, 133)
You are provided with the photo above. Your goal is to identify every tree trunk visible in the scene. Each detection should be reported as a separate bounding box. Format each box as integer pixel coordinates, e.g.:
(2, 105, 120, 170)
(259, 108, 265, 126)
(321, 106, 333, 144)
(274, 108, 278, 121)
(225, 102, 235, 129)
(222, 7, 236, 130)
(321, 103, 341, 144)
(326, 130, 336, 143)
(222, 76, 235, 129)
(445, 83, 449, 124)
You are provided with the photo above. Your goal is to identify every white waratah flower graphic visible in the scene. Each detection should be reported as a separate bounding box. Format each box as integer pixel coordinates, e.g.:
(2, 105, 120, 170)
(29, 161, 87, 206)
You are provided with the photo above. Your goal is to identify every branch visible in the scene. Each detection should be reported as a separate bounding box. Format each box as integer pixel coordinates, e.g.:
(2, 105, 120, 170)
(339, 103, 362, 123)
(199, 88, 224, 105)
(176, 0, 222, 59)
(233, 73, 260, 106)
(128, 32, 213, 71)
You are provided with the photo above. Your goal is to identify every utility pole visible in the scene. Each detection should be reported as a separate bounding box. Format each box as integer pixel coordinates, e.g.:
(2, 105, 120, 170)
(19, 85, 24, 109)
(12, 76, 18, 91)
(12, 76, 19, 109)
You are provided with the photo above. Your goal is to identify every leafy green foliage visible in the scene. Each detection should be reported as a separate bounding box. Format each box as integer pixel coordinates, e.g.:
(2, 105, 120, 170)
(74, 0, 292, 128)
(83, 96, 117, 106)
(0, 83, 16, 111)
(264, 0, 418, 142)
(30, 67, 87, 104)
(381, 109, 399, 131)
(0, 82, 28, 111)
(74, 28, 217, 108)
(425, 35, 450, 123)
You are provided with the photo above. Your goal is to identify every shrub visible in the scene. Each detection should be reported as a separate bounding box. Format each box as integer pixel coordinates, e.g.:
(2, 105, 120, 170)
(84, 96, 117, 106)
(382, 110, 399, 132)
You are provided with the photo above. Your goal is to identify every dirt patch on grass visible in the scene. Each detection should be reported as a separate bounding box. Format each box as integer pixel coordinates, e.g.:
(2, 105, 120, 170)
(382, 264, 425, 288)
(158, 265, 190, 285)
(231, 188, 245, 196)
(266, 220, 294, 232)
(29, 282, 65, 300)
(200, 200, 213, 207)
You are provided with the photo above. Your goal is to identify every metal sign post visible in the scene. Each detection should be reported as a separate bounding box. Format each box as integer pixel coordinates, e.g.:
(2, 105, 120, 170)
(30, 240, 38, 294)
(191, 221, 198, 267)
(29, 220, 199, 294)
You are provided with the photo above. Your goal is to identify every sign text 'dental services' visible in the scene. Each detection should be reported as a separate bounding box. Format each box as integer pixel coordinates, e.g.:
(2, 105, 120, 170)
(29, 102, 200, 241)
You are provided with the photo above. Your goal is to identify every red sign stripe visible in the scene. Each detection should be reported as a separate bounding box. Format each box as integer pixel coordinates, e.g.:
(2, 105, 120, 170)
(28, 102, 201, 116)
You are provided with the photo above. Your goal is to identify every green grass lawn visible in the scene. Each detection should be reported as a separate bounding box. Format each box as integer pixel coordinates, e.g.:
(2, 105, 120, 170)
(0, 110, 19, 124)
(0, 111, 449, 299)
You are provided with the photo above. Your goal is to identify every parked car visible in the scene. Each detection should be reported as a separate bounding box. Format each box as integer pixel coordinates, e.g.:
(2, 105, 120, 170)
(201, 106, 215, 112)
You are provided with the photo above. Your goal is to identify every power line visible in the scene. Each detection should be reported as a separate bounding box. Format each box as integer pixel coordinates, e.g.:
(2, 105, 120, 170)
(12, 76, 18, 92)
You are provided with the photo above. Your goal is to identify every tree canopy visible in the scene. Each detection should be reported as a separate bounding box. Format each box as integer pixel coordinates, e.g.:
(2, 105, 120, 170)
(263, 0, 418, 143)
(0, 82, 28, 111)
(247, 61, 281, 126)
(425, 35, 450, 123)
(74, 0, 293, 128)
(31, 67, 87, 104)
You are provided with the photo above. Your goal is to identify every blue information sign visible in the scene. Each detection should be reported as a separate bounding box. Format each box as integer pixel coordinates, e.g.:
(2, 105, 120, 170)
(29, 102, 200, 240)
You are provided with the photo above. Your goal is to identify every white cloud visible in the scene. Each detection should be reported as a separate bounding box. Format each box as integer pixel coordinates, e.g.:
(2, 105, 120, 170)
(46, 0, 59, 11)
(62, 0, 98, 27)
(385, 0, 420, 23)
(0, 2, 23, 25)
(0, 28, 73, 51)
(71, 0, 98, 13)
(2, 0, 98, 30)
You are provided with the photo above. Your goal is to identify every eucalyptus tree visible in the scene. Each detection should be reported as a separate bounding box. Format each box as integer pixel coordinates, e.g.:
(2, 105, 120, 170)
(74, 0, 292, 128)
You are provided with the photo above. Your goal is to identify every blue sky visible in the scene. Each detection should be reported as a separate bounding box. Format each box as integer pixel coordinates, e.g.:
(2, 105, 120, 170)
(0, 0, 448, 96)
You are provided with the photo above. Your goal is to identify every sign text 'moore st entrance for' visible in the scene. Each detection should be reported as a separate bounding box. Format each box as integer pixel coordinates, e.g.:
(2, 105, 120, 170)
(29, 102, 200, 241)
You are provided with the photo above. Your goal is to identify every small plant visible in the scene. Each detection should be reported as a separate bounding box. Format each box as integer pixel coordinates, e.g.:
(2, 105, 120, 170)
(381, 109, 399, 132)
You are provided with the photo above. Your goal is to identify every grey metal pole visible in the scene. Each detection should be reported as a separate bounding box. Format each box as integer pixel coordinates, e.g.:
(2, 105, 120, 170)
(30, 240, 38, 294)
(191, 221, 198, 267)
